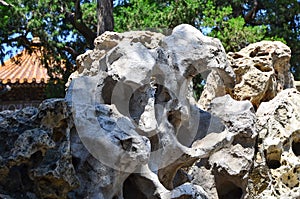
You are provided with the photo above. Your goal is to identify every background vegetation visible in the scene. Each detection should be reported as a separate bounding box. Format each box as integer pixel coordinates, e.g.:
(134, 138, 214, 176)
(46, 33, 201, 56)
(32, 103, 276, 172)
(1, 0, 299, 98)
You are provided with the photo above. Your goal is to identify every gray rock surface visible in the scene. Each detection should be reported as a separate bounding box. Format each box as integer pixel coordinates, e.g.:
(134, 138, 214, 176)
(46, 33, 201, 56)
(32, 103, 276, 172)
(0, 99, 79, 199)
(190, 95, 256, 198)
(67, 24, 234, 198)
(0, 25, 299, 199)
(248, 88, 300, 199)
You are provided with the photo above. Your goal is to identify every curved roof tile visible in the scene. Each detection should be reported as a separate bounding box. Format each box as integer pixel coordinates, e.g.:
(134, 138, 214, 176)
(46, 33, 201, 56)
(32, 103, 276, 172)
(0, 49, 50, 84)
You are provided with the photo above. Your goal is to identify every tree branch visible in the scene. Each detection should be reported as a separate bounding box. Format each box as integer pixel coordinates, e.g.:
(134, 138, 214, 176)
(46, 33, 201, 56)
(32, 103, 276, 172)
(0, 0, 12, 7)
(2, 35, 31, 48)
(74, 0, 82, 20)
(65, 12, 96, 48)
(64, 46, 79, 59)
(244, 0, 259, 23)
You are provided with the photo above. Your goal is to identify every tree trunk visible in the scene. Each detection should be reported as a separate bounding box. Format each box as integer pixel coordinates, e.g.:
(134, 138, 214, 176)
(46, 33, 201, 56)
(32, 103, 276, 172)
(97, 0, 114, 36)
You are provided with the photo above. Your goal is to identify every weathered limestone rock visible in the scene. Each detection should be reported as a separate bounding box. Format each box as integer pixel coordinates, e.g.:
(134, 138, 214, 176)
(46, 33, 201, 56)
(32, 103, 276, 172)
(198, 70, 229, 110)
(248, 88, 300, 198)
(67, 24, 236, 198)
(228, 41, 294, 109)
(199, 41, 295, 110)
(1, 25, 298, 199)
(190, 95, 257, 198)
(0, 99, 79, 199)
(0, 24, 237, 199)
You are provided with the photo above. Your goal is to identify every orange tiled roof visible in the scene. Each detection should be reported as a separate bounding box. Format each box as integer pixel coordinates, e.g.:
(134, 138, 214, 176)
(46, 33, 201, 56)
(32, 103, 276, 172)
(0, 48, 50, 84)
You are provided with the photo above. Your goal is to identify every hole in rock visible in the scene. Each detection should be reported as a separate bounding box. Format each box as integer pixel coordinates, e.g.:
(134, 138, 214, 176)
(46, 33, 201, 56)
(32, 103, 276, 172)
(52, 120, 68, 142)
(292, 140, 300, 156)
(192, 74, 205, 101)
(50, 163, 57, 170)
(265, 149, 282, 169)
(267, 159, 281, 169)
(101, 76, 117, 104)
(216, 180, 243, 199)
(173, 169, 190, 187)
(149, 134, 160, 152)
(30, 151, 44, 167)
(231, 53, 244, 59)
(167, 110, 181, 129)
(120, 138, 133, 151)
(195, 158, 211, 170)
(72, 156, 81, 170)
(5, 164, 34, 193)
(154, 84, 171, 104)
(129, 85, 149, 124)
(256, 52, 270, 57)
(291, 130, 300, 157)
(249, 47, 260, 57)
(123, 174, 158, 199)
(183, 64, 197, 78)
(254, 63, 272, 72)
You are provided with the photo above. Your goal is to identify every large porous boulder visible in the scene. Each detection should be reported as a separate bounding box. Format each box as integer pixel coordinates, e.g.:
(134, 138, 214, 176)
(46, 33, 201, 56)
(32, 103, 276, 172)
(248, 88, 300, 198)
(189, 95, 257, 199)
(199, 41, 295, 110)
(6, 24, 299, 199)
(0, 24, 240, 199)
(66, 24, 236, 198)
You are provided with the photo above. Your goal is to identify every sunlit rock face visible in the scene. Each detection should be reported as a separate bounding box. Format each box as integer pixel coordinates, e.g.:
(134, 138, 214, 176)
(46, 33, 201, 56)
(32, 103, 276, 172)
(199, 41, 295, 110)
(0, 25, 298, 199)
(190, 95, 257, 199)
(248, 88, 300, 199)
(66, 24, 236, 199)
(228, 41, 294, 109)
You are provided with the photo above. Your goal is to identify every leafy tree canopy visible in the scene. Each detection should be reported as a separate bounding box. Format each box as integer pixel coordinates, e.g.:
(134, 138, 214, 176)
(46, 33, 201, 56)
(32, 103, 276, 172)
(0, 0, 96, 95)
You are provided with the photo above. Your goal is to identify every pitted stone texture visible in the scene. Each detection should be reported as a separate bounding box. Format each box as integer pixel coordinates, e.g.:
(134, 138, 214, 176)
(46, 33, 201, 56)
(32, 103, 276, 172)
(199, 41, 294, 110)
(67, 24, 235, 198)
(0, 99, 79, 199)
(191, 95, 257, 199)
(4, 26, 298, 199)
(73, 31, 164, 78)
(228, 41, 294, 109)
(248, 88, 300, 198)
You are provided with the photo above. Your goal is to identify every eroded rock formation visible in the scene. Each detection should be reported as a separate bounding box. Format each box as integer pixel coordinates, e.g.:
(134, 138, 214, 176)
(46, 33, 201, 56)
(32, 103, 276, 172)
(0, 99, 79, 199)
(190, 95, 257, 199)
(199, 41, 295, 110)
(67, 24, 235, 198)
(248, 88, 300, 198)
(0, 25, 299, 199)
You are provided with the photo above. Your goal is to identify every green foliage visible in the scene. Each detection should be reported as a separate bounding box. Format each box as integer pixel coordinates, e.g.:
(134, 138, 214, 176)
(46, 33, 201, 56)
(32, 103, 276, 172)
(0, 0, 97, 97)
(45, 80, 65, 98)
(201, 1, 267, 52)
(114, 0, 203, 32)
(204, 0, 300, 79)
